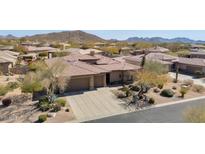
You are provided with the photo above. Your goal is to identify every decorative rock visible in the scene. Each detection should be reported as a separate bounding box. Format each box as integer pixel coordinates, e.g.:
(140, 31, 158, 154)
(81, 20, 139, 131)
(153, 88, 160, 93)
(47, 113, 56, 118)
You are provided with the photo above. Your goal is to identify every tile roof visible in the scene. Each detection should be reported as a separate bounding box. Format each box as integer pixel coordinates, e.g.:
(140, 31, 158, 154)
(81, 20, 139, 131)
(0, 50, 18, 64)
(25, 46, 56, 52)
(124, 53, 177, 65)
(147, 46, 169, 53)
(177, 57, 205, 67)
(46, 53, 140, 77)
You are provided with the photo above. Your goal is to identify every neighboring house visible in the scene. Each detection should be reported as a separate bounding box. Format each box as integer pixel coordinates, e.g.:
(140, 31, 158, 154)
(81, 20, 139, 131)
(190, 44, 205, 52)
(19, 53, 38, 62)
(131, 46, 169, 55)
(0, 45, 14, 51)
(94, 42, 107, 47)
(0, 58, 12, 74)
(79, 48, 105, 55)
(124, 53, 177, 71)
(25, 46, 57, 53)
(46, 52, 140, 92)
(0, 50, 19, 65)
(176, 58, 205, 74)
(0, 50, 19, 74)
(119, 47, 133, 56)
(21, 41, 41, 46)
(66, 48, 105, 55)
(146, 46, 170, 53)
(188, 51, 205, 59)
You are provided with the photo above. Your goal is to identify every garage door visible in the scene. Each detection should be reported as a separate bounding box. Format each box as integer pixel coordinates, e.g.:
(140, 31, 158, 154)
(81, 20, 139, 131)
(94, 75, 104, 88)
(68, 77, 90, 92)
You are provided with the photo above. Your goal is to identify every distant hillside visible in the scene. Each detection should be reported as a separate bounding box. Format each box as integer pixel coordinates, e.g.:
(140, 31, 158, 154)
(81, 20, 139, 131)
(25, 30, 105, 43)
(0, 34, 16, 39)
(126, 36, 205, 44)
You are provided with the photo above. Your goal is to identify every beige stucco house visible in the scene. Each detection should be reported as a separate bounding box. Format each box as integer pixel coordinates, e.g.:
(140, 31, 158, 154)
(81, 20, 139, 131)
(46, 52, 140, 92)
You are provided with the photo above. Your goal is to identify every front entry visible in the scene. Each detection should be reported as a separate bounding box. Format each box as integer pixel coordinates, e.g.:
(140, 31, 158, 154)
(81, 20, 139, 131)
(106, 73, 110, 85)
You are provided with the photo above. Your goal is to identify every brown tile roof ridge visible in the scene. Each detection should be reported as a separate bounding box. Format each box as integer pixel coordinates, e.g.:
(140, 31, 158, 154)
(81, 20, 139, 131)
(178, 57, 205, 66)
(69, 60, 109, 74)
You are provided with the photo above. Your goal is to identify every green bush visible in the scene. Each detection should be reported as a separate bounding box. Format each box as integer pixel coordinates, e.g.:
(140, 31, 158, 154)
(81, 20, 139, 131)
(38, 114, 47, 123)
(180, 87, 188, 98)
(129, 84, 140, 91)
(38, 97, 51, 112)
(118, 86, 131, 97)
(7, 82, 19, 90)
(148, 97, 155, 104)
(21, 82, 43, 93)
(38, 101, 51, 112)
(0, 85, 9, 96)
(160, 89, 174, 97)
(55, 99, 66, 107)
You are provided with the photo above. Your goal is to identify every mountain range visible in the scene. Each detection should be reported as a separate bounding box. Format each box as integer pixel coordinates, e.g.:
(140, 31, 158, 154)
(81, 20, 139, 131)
(0, 30, 205, 44)
(126, 36, 205, 44)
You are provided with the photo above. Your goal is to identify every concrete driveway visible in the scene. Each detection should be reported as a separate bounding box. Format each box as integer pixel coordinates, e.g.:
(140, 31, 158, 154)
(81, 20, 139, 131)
(169, 72, 205, 86)
(66, 87, 128, 122)
(87, 96, 205, 123)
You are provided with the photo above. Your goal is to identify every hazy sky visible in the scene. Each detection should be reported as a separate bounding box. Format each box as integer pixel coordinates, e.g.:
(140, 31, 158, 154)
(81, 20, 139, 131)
(0, 30, 205, 40)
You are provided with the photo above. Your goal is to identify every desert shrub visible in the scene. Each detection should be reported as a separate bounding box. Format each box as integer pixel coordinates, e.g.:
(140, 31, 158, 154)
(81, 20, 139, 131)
(180, 87, 188, 98)
(0, 85, 9, 96)
(51, 103, 61, 112)
(157, 83, 164, 89)
(2, 98, 12, 107)
(184, 105, 205, 122)
(114, 90, 126, 98)
(136, 71, 168, 88)
(28, 60, 47, 72)
(182, 79, 193, 87)
(21, 81, 43, 93)
(129, 84, 140, 92)
(38, 101, 50, 112)
(118, 86, 129, 92)
(7, 82, 19, 90)
(38, 114, 47, 123)
(144, 60, 169, 75)
(55, 99, 66, 107)
(192, 84, 205, 93)
(118, 86, 132, 97)
(148, 97, 155, 104)
(153, 88, 160, 93)
(38, 97, 51, 111)
(160, 89, 174, 97)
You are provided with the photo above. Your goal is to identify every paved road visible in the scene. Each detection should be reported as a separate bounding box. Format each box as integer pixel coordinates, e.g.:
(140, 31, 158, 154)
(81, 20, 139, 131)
(86, 98, 205, 123)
